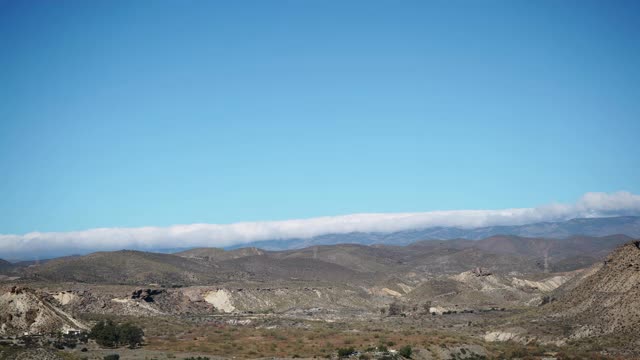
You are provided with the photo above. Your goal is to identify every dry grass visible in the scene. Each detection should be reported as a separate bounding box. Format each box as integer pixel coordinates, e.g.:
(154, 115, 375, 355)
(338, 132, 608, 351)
(76, 314, 627, 359)
(141, 319, 488, 358)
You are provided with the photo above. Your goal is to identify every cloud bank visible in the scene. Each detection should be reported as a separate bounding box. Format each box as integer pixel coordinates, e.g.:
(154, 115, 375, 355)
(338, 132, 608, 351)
(1, 191, 640, 259)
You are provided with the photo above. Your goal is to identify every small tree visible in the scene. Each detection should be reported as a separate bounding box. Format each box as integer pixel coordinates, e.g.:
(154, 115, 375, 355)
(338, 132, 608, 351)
(119, 323, 144, 348)
(90, 320, 144, 348)
(90, 320, 119, 348)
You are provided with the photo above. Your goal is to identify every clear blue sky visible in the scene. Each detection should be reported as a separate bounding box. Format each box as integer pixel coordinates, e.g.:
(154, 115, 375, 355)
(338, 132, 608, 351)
(1, 0, 639, 234)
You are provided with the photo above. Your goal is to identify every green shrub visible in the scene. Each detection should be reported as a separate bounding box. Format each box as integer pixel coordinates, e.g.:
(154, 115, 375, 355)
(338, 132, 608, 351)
(337, 346, 356, 357)
(103, 355, 119, 360)
(398, 345, 412, 358)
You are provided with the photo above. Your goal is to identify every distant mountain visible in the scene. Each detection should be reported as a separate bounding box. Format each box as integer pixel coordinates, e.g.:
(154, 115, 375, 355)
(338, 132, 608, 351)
(175, 247, 264, 261)
(0, 259, 13, 273)
(230, 216, 640, 250)
(274, 235, 631, 274)
(20, 234, 631, 285)
(22, 234, 630, 286)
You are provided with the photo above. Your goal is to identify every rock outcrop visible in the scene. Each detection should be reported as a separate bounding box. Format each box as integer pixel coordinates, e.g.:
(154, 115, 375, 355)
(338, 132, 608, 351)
(131, 288, 165, 302)
(0, 287, 87, 336)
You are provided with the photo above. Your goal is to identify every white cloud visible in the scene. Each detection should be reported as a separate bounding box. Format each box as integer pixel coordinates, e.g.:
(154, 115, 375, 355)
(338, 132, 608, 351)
(1, 191, 639, 258)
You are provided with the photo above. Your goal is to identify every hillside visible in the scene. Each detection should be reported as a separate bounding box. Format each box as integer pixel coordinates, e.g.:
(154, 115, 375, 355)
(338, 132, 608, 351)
(274, 235, 630, 275)
(217, 254, 369, 283)
(24, 250, 223, 285)
(470, 234, 632, 271)
(273, 244, 409, 273)
(23, 249, 366, 285)
(546, 240, 640, 336)
(175, 247, 264, 261)
(0, 259, 12, 272)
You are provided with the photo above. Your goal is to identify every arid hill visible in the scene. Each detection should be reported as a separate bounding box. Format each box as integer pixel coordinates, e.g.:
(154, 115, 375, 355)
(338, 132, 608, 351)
(272, 235, 630, 275)
(0, 286, 87, 336)
(471, 234, 632, 271)
(24, 250, 223, 285)
(546, 240, 640, 337)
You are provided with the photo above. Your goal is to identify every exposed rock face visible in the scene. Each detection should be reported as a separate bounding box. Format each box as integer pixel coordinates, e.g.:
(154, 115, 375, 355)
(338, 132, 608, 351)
(548, 241, 640, 336)
(52, 291, 77, 306)
(0, 287, 87, 336)
(131, 288, 164, 302)
(204, 289, 236, 313)
(472, 267, 491, 276)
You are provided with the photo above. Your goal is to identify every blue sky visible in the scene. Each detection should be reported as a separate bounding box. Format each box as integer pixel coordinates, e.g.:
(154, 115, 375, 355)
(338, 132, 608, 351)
(1, 0, 639, 234)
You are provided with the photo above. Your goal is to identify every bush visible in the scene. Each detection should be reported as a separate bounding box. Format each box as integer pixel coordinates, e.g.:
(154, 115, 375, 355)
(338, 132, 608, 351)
(90, 320, 144, 348)
(388, 302, 403, 316)
(103, 355, 119, 360)
(337, 346, 356, 357)
(398, 345, 412, 358)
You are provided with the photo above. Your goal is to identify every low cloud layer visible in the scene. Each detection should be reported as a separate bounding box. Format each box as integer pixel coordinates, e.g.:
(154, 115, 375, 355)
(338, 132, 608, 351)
(2, 191, 640, 259)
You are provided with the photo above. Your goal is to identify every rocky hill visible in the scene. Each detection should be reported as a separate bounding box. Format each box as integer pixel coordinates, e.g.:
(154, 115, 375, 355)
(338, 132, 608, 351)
(0, 286, 87, 336)
(546, 240, 640, 337)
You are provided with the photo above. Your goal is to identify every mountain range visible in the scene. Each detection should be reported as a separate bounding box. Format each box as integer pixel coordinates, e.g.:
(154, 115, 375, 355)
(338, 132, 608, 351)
(229, 215, 640, 250)
(7, 233, 631, 286)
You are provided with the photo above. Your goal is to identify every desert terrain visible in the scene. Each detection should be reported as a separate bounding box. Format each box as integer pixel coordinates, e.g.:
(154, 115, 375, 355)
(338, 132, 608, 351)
(1, 231, 639, 359)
